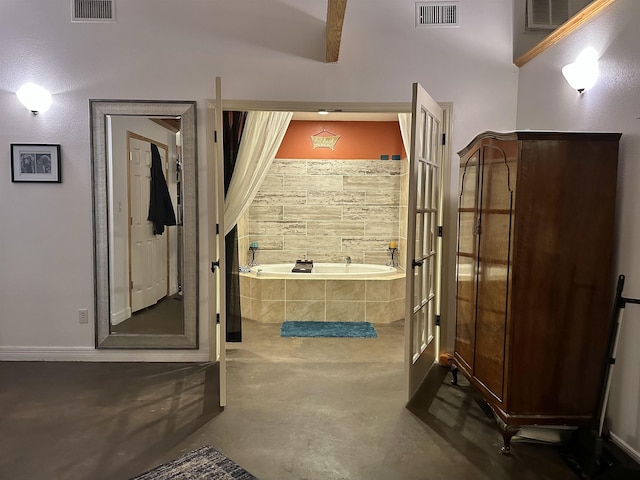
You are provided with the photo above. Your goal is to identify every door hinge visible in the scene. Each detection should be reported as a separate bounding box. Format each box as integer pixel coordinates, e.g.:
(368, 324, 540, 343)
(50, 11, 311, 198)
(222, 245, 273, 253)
(435, 315, 441, 326)
(442, 133, 446, 145)
(211, 260, 220, 272)
(214, 130, 218, 143)
(130, 280, 133, 290)
(438, 226, 443, 237)
(216, 313, 220, 324)
(130, 217, 133, 226)
(216, 224, 220, 235)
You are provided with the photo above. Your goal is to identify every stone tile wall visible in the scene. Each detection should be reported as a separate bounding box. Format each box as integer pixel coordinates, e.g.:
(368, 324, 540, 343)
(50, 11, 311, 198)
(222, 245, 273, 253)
(239, 158, 406, 267)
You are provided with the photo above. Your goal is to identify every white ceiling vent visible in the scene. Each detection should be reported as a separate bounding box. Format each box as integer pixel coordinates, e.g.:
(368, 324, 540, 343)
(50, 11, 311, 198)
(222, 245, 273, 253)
(416, 2, 459, 27)
(71, 0, 115, 23)
(527, 0, 569, 30)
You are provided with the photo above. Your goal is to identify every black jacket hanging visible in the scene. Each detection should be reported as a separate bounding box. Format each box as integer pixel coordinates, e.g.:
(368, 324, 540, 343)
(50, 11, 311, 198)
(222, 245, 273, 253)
(147, 143, 176, 235)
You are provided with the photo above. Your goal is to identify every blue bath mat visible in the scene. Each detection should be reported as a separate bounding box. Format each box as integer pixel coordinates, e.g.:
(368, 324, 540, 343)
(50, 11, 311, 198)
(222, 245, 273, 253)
(280, 321, 377, 338)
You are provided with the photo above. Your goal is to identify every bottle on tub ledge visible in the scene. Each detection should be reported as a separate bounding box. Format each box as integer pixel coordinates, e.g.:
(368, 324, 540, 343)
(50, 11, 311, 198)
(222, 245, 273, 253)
(248, 241, 259, 267)
(388, 241, 398, 267)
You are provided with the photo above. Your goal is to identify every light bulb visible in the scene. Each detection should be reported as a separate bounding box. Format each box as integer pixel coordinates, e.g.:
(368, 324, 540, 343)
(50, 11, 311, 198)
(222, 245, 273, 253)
(16, 83, 52, 114)
(561, 48, 599, 93)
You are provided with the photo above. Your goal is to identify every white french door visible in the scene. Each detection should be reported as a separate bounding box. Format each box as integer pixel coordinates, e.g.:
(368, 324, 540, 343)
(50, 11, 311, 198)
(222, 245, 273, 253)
(405, 82, 444, 401)
(208, 86, 445, 406)
(209, 77, 227, 407)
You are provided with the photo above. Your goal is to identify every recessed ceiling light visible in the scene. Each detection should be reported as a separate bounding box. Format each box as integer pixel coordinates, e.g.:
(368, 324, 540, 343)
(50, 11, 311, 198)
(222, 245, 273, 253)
(318, 110, 329, 115)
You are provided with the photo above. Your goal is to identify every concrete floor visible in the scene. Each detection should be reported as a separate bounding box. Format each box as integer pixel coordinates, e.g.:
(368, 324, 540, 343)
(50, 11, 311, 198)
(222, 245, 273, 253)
(111, 293, 184, 335)
(1, 320, 580, 480)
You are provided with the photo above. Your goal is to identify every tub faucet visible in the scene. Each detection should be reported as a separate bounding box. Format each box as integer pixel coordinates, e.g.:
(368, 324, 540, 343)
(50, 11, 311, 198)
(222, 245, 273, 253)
(345, 256, 351, 265)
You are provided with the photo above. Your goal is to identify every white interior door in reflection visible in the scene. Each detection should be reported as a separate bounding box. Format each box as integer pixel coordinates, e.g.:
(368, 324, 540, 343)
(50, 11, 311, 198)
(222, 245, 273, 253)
(129, 136, 169, 312)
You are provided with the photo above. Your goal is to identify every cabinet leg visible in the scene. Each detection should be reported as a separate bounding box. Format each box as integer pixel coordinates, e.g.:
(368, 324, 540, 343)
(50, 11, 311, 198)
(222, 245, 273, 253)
(450, 366, 458, 386)
(499, 426, 519, 455)
(439, 353, 458, 386)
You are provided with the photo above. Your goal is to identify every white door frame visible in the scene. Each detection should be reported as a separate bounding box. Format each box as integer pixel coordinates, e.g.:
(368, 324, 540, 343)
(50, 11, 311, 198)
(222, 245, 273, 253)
(204, 97, 453, 407)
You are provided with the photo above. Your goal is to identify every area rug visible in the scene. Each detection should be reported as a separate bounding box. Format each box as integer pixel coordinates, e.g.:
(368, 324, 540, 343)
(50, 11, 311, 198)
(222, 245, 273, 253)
(130, 445, 258, 480)
(280, 321, 377, 338)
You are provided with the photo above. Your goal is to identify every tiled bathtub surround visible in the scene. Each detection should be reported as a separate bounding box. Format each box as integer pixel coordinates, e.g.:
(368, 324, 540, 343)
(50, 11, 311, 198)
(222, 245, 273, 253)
(239, 272, 405, 324)
(240, 159, 405, 267)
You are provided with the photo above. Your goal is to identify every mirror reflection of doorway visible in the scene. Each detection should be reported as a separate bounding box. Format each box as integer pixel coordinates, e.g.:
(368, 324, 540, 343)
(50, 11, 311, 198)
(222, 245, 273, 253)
(107, 119, 184, 336)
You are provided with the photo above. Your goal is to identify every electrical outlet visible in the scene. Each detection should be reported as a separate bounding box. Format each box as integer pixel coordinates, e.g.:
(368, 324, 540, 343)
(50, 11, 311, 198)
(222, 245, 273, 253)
(79, 308, 89, 324)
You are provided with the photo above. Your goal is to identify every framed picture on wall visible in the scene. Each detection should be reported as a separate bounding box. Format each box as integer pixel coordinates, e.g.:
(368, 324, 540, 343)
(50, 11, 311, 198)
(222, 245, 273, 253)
(11, 144, 61, 183)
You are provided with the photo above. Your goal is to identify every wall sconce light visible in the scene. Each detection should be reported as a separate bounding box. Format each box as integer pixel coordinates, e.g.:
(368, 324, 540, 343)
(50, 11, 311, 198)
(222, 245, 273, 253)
(561, 48, 599, 94)
(16, 82, 52, 114)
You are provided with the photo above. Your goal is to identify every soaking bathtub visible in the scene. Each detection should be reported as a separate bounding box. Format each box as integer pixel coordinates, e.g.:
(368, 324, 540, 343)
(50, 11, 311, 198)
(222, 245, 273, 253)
(240, 263, 405, 324)
(251, 262, 397, 279)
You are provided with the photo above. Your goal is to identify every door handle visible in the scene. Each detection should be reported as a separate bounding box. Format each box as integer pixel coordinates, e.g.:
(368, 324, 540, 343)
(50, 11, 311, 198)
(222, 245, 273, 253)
(211, 260, 220, 273)
(412, 259, 424, 268)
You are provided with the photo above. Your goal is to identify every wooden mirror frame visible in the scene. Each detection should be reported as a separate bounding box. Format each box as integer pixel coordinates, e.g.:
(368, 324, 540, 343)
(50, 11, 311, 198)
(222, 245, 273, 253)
(90, 100, 199, 348)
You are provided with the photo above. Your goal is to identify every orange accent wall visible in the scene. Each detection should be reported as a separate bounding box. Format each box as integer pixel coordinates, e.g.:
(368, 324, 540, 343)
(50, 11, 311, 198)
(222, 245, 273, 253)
(276, 120, 406, 160)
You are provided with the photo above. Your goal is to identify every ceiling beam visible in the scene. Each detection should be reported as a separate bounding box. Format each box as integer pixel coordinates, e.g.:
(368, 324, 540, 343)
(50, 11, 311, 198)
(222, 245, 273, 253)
(326, 0, 347, 63)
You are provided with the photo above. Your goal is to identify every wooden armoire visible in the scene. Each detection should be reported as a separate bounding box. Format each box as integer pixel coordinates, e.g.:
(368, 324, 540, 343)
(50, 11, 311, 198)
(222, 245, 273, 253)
(454, 131, 621, 453)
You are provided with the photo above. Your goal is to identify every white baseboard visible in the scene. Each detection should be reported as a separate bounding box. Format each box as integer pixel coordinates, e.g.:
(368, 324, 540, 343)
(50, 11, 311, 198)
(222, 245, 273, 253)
(610, 432, 640, 464)
(111, 307, 131, 326)
(0, 346, 209, 362)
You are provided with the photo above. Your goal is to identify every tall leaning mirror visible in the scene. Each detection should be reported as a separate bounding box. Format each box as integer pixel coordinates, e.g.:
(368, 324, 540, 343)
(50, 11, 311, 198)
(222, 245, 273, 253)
(91, 100, 198, 348)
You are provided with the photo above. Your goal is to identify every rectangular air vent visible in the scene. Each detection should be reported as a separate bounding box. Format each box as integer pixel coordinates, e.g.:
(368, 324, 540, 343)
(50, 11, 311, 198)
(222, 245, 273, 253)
(527, 0, 569, 30)
(71, 0, 115, 22)
(416, 2, 458, 27)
